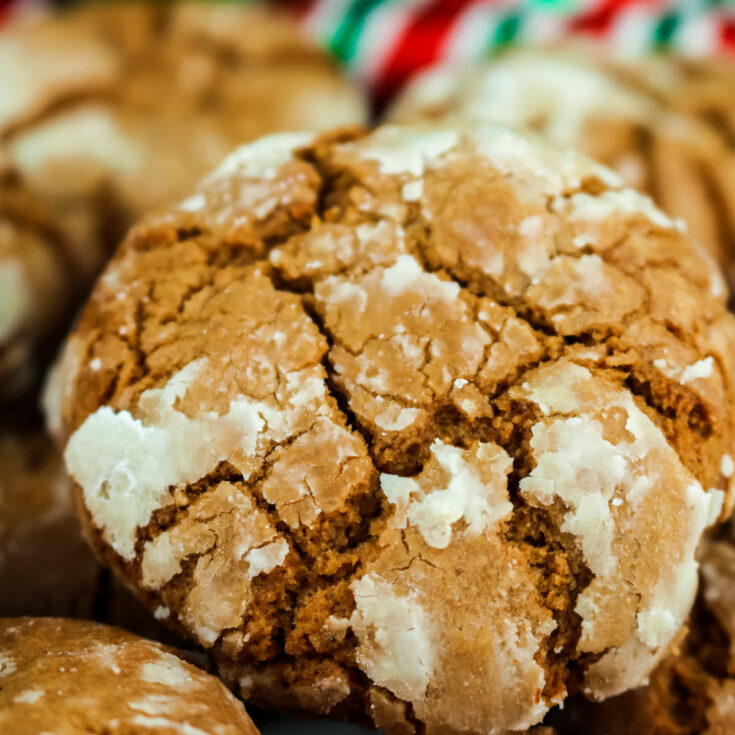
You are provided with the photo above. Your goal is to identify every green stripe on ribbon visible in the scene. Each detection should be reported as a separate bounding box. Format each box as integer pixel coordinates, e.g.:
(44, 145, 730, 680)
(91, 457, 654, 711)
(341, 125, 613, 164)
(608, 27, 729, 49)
(489, 11, 522, 54)
(653, 12, 680, 49)
(329, 0, 392, 64)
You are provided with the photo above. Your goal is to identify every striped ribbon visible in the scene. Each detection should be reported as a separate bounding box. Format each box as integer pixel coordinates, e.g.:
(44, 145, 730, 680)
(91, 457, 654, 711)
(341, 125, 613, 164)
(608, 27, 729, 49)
(299, 0, 735, 102)
(1, 0, 734, 103)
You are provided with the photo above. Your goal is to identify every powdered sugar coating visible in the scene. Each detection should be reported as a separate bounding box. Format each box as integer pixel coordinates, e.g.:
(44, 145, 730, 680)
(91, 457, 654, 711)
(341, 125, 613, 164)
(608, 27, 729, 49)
(380, 440, 513, 549)
(348, 573, 435, 701)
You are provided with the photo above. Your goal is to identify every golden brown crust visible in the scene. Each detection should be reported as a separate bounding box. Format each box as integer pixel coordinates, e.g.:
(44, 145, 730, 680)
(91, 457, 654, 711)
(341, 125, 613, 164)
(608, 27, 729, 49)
(0, 617, 259, 735)
(53, 123, 735, 734)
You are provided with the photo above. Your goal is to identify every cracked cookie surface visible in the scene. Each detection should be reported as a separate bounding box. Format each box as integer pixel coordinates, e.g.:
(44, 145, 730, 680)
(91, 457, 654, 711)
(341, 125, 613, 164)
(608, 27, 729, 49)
(389, 49, 735, 288)
(0, 617, 259, 735)
(52, 123, 735, 734)
(0, 0, 366, 397)
(551, 519, 735, 735)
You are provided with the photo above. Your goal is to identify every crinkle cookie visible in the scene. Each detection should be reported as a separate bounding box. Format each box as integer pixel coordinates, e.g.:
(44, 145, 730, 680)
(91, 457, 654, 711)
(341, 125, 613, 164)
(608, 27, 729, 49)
(389, 49, 735, 286)
(551, 520, 735, 735)
(0, 430, 100, 617)
(0, 617, 259, 735)
(0, 0, 366, 397)
(51, 123, 735, 734)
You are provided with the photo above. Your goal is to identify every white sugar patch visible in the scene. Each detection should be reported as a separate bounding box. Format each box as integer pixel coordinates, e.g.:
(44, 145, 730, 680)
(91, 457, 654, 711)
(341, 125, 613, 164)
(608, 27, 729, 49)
(130, 695, 181, 716)
(140, 653, 192, 688)
(349, 573, 434, 701)
(380, 441, 513, 549)
(14, 689, 43, 704)
(245, 538, 289, 579)
(706, 489, 725, 526)
(357, 125, 458, 177)
(374, 405, 422, 432)
(0, 651, 16, 677)
(469, 123, 619, 194)
(519, 361, 714, 662)
(680, 357, 714, 384)
(65, 359, 323, 559)
(402, 179, 423, 201)
(178, 193, 206, 212)
(636, 608, 677, 648)
(129, 716, 208, 735)
(556, 188, 678, 230)
(380, 255, 459, 301)
(207, 132, 314, 181)
(722, 454, 734, 478)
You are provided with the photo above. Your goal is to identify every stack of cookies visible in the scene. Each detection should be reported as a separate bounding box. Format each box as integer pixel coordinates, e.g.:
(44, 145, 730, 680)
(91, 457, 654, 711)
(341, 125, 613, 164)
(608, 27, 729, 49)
(2, 4, 735, 735)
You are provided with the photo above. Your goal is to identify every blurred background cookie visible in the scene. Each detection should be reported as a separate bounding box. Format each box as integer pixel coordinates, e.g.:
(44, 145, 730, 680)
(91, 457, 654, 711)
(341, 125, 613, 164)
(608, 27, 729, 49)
(0, 0, 367, 215)
(390, 48, 735, 288)
(608, 55, 735, 140)
(0, 0, 367, 400)
(0, 617, 259, 735)
(0, 160, 103, 401)
(0, 431, 99, 617)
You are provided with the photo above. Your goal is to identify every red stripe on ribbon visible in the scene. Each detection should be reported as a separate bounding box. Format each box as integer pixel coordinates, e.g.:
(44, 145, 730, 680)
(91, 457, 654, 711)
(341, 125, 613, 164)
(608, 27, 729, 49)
(570, 0, 659, 35)
(287, 0, 319, 23)
(372, 0, 478, 108)
(0, 0, 15, 26)
(721, 18, 735, 52)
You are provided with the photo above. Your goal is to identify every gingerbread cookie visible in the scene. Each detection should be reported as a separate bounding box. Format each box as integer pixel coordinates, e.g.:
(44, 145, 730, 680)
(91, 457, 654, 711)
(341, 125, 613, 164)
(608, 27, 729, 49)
(0, 617, 258, 734)
(390, 48, 735, 287)
(51, 123, 735, 734)
(0, 0, 366, 398)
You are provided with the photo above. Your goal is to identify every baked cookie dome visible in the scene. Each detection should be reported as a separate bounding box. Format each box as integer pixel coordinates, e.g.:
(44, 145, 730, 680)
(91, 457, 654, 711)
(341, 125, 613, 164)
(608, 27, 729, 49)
(0, 617, 259, 735)
(390, 49, 735, 287)
(0, 0, 366, 396)
(51, 123, 735, 734)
